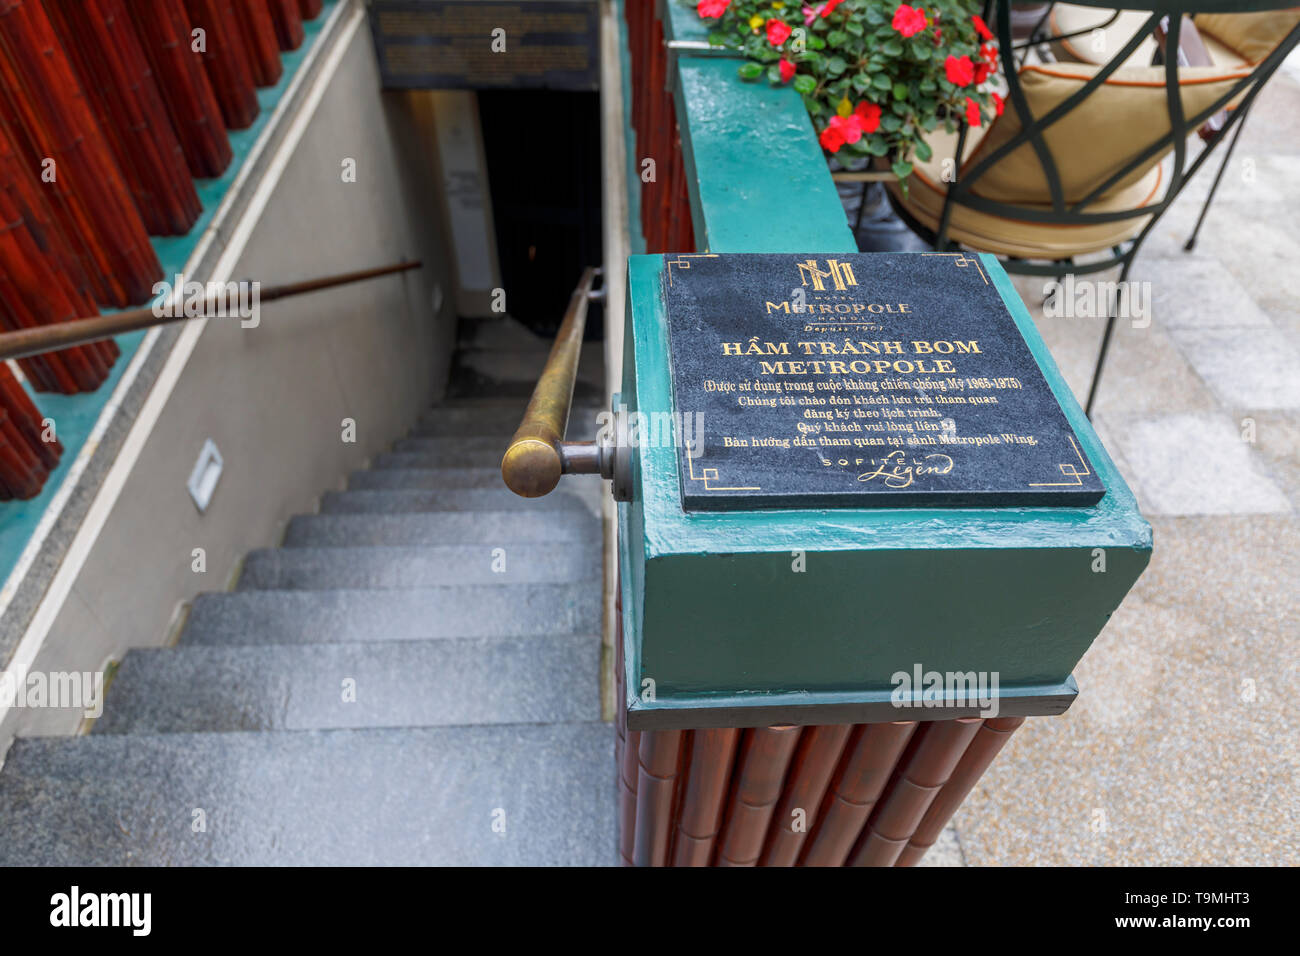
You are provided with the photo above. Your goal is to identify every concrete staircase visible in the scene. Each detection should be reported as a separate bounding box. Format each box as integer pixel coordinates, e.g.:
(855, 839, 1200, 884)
(0, 320, 614, 865)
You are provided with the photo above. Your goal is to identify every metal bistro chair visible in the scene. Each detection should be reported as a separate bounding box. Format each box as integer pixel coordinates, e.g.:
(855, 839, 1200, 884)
(885, 1, 1300, 416)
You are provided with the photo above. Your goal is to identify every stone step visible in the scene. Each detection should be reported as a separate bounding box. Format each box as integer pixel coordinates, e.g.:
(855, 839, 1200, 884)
(409, 404, 603, 438)
(321, 486, 601, 514)
(456, 316, 550, 352)
(283, 511, 597, 548)
(379, 436, 509, 468)
(93, 635, 601, 734)
(182, 584, 598, 646)
(238, 544, 599, 590)
(0, 723, 614, 865)
(451, 345, 605, 390)
(346, 467, 505, 490)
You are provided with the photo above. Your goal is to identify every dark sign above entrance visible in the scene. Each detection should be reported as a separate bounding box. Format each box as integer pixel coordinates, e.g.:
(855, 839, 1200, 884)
(662, 253, 1105, 511)
(369, 1, 598, 91)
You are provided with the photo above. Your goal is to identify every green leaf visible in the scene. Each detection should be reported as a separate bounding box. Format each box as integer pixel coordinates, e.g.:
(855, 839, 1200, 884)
(865, 134, 889, 157)
(794, 74, 817, 95)
(891, 160, 914, 180)
(913, 139, 933, 162)
(807, 35, 826, 50)
(881, 113, 903, 132)
(892, 81, 909, 100)
(845, 20, 864, 37)
(737, 61, 764, 81)
(912, 41, 932, 60)
(827, 30, 848, 47)
(871, 73, 892, 90)
(826, 55, 847, 76)
(767, 64, 783, 84)
(851, 72, 871, 93)
(882, 39, 903, 57)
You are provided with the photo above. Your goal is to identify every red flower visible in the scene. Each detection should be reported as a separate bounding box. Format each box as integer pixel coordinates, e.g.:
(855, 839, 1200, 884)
(779, 58, 797, 83)
(820, 125, 846, 153)
(891, 4, 927, 38)
(766, 18, 792, 46)
(854, 100, 882, 134)
(981, 43, 999, 66)
(964, 96, 982, 127)
(819, 113, 867, 153)
(973, 60, 991, 84)
(944, 54, 975, 86)
(696, 0, 729, 18)
(992, 91, 1005, 116)
(820, 0, 844, 16)
(946, 54, 977, 86)
(972, 14, 993, 41)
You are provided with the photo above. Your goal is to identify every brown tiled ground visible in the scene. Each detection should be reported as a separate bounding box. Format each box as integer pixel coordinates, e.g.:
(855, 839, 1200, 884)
(949, 61, 1300, 867)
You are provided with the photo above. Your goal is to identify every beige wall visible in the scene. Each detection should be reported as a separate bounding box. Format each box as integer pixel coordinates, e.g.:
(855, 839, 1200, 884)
(2, 21, 456, 741)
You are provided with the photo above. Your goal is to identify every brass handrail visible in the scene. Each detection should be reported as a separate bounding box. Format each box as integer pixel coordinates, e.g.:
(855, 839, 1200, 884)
(0, 261, 421, 362)
(501, 266, 603, 497)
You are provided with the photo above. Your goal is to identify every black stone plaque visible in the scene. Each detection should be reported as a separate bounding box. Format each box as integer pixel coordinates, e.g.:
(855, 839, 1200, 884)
(369, 1, 598, 91)
(662, 253, 1105, 510)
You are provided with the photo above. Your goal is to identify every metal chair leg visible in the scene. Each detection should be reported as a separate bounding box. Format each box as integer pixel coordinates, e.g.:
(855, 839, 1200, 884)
(1185, 104, 1251, 252)
(1083, 257, 1133, 419)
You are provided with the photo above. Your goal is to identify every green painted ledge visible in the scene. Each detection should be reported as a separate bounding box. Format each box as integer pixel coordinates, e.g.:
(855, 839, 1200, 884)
(0, 1, 340, 590)
(661, 1, 855, 253)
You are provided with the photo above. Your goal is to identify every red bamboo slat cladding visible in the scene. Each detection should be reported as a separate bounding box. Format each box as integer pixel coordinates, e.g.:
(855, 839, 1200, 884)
(0, 408, 42, 499)
(895, 716, 1025, 866)
(0, 93, 118, 392)
(233, 0, 283, 88)
(715, 725, 802, 866)
(0, 0, 160, 307)
(760, 724, 853, 865)
(624, 0, 695, 254)
(0, 365, 60, 470)
(798, 721, 918, 865)
(268, 0, 304, 51)
(128, 0, 232, 178)
(185, 0, 260, 130)
(297, 0, 322, 20)
(0, 184, 115, 392)
(0, 102, 97, 317)
(0, 364, 64, 499)
(632, 729, 684, 867)
(671, 728, 740, 866)
(848, 717, 984, 866)
(44, 0, 202, 236)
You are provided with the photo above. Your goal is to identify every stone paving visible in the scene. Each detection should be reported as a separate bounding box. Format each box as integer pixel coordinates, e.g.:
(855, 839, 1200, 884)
(942, 60, 1300, 866)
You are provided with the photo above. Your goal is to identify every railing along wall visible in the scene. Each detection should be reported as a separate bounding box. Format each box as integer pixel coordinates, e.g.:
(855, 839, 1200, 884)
(614, 1, 1026, 867)
(0, 0, 325, 499)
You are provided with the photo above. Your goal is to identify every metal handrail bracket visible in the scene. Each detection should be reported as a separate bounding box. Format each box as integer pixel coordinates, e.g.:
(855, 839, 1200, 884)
(501, 267, 612, 498)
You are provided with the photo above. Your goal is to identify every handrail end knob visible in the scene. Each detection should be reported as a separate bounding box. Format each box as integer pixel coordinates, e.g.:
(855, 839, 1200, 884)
(501, 439, 563, 497)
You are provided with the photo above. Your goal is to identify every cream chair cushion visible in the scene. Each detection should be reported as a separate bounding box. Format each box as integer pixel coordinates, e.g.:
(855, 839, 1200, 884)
(886, 124, 1162, 259)
(964, 62, 1252, 204)
(1049, 5, 1158, 68)
(1196, 10, 1300, 63)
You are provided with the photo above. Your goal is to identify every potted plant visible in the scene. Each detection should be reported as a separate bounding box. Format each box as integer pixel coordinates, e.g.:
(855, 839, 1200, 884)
(694, 0, 1003, 186)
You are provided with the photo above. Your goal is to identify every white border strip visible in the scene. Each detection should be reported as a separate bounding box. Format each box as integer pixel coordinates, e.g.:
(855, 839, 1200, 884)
(0, 1, 364, 728)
